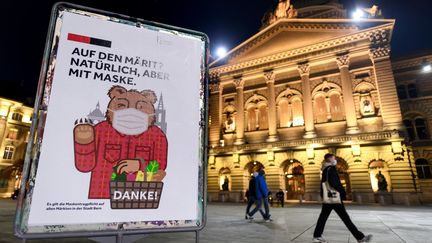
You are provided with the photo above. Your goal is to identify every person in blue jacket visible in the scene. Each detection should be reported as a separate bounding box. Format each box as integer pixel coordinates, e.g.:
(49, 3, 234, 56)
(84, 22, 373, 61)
(246, 169, 272, 222)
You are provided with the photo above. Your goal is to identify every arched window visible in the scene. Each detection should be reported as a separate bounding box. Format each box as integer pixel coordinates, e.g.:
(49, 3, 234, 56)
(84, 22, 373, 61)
(292, 99, 304, 126)
(329, 93, 344, 121)
(404, 119, 416, 140)
(404, 117, 430, 140)
(245, 161, 264, 175)
(415, 118, 429, 139)
(397, 85, 407, 99)
(415, 159, 432, 179)
(258, 104, 268, 130)
(312, 81, 344, 123)
(3, 146, 14, 160)
(247, 107, 257, 131)
(314, 95, 327, 123)
(407, 83, 418, 98)
(278, 100, 292, 128)
(277, 88, 304, 128)
(245, 94, 268, 131)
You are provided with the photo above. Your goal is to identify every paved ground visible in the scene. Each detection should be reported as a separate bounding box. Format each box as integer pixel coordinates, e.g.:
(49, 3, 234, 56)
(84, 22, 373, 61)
(1, 199, 432, 243)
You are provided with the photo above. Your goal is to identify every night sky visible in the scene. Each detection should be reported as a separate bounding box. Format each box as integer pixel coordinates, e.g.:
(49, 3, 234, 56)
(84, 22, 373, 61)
(2, 0, 432, 106)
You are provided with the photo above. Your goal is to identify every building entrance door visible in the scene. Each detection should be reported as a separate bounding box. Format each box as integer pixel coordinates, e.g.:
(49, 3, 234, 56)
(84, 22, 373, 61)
(284, 160, 305, 200)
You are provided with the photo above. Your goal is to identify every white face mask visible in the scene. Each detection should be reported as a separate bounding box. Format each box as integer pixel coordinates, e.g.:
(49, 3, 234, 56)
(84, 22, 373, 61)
(332, 159, 338, 166)
(109, 108, 153, 135)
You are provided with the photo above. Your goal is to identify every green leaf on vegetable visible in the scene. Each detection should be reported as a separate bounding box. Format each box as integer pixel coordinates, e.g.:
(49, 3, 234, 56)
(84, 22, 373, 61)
(146, 160, 159, 174)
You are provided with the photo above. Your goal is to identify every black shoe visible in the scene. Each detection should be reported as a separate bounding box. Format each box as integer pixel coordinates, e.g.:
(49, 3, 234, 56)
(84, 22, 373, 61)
(358, 234, 373, 243)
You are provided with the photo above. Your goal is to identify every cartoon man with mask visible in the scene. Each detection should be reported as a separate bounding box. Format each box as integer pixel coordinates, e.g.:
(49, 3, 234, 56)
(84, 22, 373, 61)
(73, 85, 168, 199)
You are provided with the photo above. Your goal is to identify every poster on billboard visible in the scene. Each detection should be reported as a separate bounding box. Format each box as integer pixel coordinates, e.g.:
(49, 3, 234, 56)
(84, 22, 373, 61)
(14, 2, 208, 238)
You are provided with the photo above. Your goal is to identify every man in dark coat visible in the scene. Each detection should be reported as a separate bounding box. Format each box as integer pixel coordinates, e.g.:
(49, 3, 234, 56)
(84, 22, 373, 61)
(276, 189, 285, 207)
(313, 153, 372, 243)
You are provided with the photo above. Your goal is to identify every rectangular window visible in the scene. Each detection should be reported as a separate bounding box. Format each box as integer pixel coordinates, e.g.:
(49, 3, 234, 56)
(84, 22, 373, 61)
(3, 146, 14, 160)
(11, 113, 23, 121)
(6, 128, 18, 140)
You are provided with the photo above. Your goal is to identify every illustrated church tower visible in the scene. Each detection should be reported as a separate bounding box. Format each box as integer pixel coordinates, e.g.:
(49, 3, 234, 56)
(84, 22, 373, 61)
(87, 102, 105, 123)
(155, 93, 167, 133)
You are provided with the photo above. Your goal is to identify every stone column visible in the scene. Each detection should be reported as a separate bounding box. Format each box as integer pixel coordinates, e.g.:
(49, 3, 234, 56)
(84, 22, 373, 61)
(369, 44, 403, 130)
(303, 166, 321, 201)
(336, 54, 360, 134)
(298, 63, 316, 138)
(233, 77, 245, 145)
(264, 71, 279, 142)
(209, 82, 222, 147)
(219, 83, 224, 137)
(264, 166, 282, 193)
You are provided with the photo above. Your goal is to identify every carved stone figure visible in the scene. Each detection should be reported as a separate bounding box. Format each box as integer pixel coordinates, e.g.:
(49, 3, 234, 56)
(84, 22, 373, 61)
(222, 176, 230, 191)
(287, 4, 298, 18)
(360, 95, 375, 116)
(376, 171, 388, 192)
(363, 5, 382, 18)
(224, 113, 235, 132)
(275, 0, 290, 19)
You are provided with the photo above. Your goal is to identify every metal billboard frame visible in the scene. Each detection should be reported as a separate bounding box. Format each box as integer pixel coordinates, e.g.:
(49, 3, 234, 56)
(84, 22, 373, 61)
(14, 2, 209, 242)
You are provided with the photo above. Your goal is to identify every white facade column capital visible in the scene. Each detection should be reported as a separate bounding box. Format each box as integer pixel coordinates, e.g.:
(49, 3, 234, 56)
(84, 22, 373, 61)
(209, 83, 220, 93)
(297, 63, 310, 77)
(233, 77, 245, 89)
(336, 54, 350, 69)
(264, 71, 276, 83)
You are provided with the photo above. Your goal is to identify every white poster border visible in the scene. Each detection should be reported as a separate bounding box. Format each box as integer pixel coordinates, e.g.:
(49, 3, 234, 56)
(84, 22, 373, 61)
(14, 2, 209, 240)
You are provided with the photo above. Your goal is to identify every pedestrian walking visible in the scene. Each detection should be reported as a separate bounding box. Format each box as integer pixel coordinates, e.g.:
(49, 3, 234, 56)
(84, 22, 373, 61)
(276, 189, 285, 207)
(245, 173, 265, 219)
(313, 153, 373, 243)
(246, 169, 272, 222)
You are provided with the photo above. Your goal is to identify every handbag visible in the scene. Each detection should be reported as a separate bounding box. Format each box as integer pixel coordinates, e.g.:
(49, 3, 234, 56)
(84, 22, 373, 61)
(322, 167, 341, 204)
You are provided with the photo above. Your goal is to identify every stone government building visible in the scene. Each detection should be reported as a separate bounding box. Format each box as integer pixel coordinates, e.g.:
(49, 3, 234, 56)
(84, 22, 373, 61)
(207, 0, 432, 204)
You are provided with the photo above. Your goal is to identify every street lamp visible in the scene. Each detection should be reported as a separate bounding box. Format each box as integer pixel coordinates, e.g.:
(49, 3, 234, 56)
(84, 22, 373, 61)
(422, 64, 431, 73)
(352, 9, 365, 20)
(216, 47, 227, 58)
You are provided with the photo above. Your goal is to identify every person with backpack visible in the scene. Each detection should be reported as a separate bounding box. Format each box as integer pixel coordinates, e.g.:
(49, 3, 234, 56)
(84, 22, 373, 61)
(313, 153, 372, 243)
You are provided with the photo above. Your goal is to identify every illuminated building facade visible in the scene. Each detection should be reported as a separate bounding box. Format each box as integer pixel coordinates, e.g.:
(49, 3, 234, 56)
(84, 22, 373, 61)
(0, 98, 32, 198)
(393, 54, 432, 203)
(207, 1, 428, 204)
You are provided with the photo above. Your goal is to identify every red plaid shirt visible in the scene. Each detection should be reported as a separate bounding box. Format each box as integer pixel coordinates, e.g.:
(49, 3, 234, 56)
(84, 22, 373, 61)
(74, 121, 168, 199)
